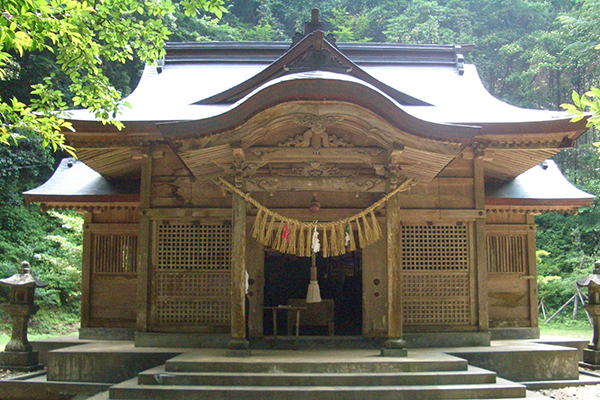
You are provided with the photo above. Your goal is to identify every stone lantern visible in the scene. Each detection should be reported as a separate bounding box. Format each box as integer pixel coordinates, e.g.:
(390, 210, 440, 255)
(577, 260, 600, 368)
(0, 261, 48, 371)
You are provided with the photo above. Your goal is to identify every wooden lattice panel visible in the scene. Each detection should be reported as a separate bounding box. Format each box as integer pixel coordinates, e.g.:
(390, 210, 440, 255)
(91, 234, 138, 274)
(156, 272, 230, 298)
(401, 225, 469, 270)
(403, 273, 469, 297)
(403, 299, 470, 325)
(153, 222, 231, 328)
(401, 224, 472, 326)
(487, 235, 526, 274)
(156, 300, 230, 325)
(157, 223, 231, 270)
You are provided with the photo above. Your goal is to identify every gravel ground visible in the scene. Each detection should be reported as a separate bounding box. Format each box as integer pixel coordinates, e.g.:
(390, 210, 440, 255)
(537, 384, 600, 399)
(0, 369, 21, 380)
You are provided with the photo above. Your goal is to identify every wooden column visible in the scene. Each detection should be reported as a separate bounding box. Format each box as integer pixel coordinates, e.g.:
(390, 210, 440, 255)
(246, 223, 264, 338)
(474, 155, 489, 332)
(80, 212, 92, 328)
(228, 191, 250, 354)
(382, 192, 407, 356)
(527, 213, 539, 328)
(136, 152, 152, 332)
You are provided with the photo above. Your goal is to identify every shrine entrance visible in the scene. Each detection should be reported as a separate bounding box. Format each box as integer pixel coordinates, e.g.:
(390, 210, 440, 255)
(263, 250, 362, 336)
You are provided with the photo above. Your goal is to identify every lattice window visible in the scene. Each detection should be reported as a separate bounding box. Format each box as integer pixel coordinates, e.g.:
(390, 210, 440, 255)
(403, 273, 470, 297)
(91, 234, 138, 274)
(156, 300, 230, 325)
(154, 221, 232, 327)
(401, 223, 472, 326)
(401, 225, 469, 270)
(157, 223, 231, 270)
(403, 299, 470, 325)
(156, 272, 231, 298)
(487, 235, 526, 274)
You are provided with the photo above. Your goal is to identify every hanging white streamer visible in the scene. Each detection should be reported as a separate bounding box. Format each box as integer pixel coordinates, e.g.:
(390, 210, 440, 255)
(311, 226, 320, 253)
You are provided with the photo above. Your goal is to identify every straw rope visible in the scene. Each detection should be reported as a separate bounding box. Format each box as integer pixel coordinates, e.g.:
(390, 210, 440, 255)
(217, 177, 414, 257)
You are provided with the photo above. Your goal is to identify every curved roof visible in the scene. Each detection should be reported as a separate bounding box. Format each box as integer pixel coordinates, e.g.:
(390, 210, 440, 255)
(23, 158, 139, 204)
(485, 160, 594, 207)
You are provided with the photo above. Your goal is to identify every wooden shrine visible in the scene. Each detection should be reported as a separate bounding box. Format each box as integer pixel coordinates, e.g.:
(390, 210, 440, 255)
(24, 11, 594, 348)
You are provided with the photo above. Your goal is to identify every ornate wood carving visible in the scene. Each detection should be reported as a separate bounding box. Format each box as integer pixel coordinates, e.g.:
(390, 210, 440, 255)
(246, 176, 386, 192)
(281, 163, 348, 177)
(247, 147, 385, 163)
(278, 114, 350, 150)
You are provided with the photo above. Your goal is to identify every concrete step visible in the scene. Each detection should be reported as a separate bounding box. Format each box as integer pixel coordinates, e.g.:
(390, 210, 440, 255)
(138, 364, 497, 387)
(110, 376, 527, 400)
(164, 349, 469, 374)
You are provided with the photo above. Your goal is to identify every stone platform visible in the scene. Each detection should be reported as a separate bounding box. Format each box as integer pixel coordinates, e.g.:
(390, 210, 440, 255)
(0, 336, 595, 400)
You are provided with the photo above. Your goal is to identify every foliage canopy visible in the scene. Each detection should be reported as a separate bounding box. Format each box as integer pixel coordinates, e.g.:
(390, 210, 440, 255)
(0, 0, 226, 154)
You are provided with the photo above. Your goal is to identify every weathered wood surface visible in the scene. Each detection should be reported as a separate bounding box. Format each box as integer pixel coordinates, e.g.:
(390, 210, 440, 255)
(81, 213, 93, 328)
(90, 276, 137, 324)
(231, 192, 247, 340)
(246, 229, 265, 338)
(386, 193, 402, 339)
(362, 234, 387, 337)
(136, 154, 152, 332)
(474, 155, 489, 332)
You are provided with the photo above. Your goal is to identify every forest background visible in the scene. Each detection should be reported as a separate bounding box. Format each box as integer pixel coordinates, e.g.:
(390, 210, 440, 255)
(1, 0, 600, 337)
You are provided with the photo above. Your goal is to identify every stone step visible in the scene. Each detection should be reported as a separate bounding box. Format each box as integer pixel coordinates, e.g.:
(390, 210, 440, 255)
(138, 364, 497, 387)
(110, 377, 527, 400)
(164, 349, 469, 374)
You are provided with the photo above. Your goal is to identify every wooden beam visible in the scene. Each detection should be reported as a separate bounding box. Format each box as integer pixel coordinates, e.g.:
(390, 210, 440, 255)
(396, 209, 484, 222)
(247, 147, 386, 163)
(144, 208, 232, 220)
(246, 176, 386, 192)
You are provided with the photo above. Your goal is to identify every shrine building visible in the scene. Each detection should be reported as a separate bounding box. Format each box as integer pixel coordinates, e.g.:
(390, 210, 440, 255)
(24, 11, 594, 350)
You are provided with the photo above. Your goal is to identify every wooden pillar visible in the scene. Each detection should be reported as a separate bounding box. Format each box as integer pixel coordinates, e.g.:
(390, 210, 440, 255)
(80, 212, 92, 328)
(474, 155, 489, 332)
(382, 192, 407, 356)
(246, 223, 264, 338)
(228, 191, 250, 354)
(527, 213, 539, 328)
(136, 153, 152, 332)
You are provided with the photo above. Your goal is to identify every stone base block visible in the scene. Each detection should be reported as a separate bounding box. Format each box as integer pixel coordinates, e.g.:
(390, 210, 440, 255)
(0, 351, 42, 371)
(380, 348, 408, 357)
(583, 348, 600, 366)
(225, 349, 252, 357)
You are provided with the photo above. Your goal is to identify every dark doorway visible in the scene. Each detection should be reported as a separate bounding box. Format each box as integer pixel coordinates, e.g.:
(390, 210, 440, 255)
(263, 250, 362, 336)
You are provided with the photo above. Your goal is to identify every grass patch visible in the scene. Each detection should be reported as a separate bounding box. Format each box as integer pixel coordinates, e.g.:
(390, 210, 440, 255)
(539, 314, 593, 339)
(0, 305, 80, 348)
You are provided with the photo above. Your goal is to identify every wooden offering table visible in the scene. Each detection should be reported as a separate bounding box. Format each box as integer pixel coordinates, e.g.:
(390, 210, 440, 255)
(264, 305, 305, 341)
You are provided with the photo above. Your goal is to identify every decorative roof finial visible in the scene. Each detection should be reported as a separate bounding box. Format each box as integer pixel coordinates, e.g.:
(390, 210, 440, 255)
(304, 8, 324, 35)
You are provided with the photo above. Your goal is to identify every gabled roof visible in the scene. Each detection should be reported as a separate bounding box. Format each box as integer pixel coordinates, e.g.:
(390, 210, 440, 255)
(61, 16, 588, 182)
(192, 31, 432, 106)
